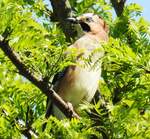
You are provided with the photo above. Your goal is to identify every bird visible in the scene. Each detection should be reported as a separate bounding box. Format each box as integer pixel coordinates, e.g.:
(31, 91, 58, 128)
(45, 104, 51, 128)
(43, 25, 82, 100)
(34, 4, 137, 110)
(45, 13, 109, 120)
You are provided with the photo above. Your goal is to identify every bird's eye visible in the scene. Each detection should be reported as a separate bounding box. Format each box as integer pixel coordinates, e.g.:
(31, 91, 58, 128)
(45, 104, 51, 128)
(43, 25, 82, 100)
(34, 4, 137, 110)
(86, 17, 93, 22)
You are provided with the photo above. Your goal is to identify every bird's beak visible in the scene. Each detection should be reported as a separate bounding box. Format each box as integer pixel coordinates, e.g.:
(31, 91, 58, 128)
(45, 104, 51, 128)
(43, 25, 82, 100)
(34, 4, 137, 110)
(66, 17, 90, 32)
(66, 17, 79, 24)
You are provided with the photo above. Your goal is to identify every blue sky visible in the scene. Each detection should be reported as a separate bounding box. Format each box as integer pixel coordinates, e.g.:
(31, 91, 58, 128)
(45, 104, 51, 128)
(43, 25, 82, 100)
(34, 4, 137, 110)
(128, 0, 150, 21)
(45, 0, 150, 21)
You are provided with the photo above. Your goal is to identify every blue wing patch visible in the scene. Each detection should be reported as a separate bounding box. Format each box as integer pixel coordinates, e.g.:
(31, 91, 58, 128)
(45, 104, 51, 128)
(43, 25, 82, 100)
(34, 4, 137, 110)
(52, 67, 68, 85)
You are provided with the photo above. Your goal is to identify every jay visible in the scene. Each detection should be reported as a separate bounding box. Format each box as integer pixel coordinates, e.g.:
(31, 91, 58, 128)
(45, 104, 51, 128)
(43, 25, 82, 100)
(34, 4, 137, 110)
(46, 13, 109, 119)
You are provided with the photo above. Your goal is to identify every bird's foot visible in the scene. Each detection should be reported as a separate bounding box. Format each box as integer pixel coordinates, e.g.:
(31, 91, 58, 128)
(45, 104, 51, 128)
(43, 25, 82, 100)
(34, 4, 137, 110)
(66, 102, 74, 118)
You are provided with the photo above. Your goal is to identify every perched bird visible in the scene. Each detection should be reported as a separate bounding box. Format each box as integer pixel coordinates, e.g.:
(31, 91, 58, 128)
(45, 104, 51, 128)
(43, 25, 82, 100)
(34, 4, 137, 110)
(46, 13, 109, 119)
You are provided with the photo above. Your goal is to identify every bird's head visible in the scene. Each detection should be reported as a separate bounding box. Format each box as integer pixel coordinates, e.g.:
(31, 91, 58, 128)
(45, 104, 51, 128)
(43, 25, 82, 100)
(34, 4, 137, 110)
(67, 13, 109, 40)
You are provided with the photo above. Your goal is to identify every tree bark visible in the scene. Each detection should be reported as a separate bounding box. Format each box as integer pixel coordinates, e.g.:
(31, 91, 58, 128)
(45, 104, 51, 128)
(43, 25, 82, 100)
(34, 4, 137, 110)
(110, 0, 127, 17)
(49, 0, 83, 42)
(0, 39, 80, 120)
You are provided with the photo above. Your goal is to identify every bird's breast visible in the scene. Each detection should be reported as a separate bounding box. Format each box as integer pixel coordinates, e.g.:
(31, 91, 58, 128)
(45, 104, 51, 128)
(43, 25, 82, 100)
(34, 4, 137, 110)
(57, 66, 101, 108)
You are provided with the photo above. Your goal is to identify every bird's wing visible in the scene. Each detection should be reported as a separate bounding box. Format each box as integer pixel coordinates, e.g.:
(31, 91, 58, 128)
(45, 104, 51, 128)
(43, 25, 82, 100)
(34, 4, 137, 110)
(44, 45, 75, 122)
(51, 40, 84, 86)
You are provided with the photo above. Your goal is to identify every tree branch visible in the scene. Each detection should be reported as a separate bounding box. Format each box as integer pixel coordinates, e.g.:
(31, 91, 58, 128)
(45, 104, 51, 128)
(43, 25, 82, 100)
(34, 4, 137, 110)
(110, 0, 127, 17)
(1, 0, 81, 124)
(0, 39, 80, 119)
(0, 40, 44, 89)
(49, 0, 83, 41)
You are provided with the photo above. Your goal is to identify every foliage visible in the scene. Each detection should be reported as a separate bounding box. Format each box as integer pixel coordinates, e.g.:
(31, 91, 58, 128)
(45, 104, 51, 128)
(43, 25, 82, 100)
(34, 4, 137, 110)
(0, 0, 150, 138)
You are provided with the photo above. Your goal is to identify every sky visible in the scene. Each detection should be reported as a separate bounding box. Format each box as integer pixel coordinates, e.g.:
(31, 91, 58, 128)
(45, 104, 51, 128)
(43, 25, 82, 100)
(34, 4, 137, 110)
(128, 0, 150, 21)
(45, 0, 150, 21)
